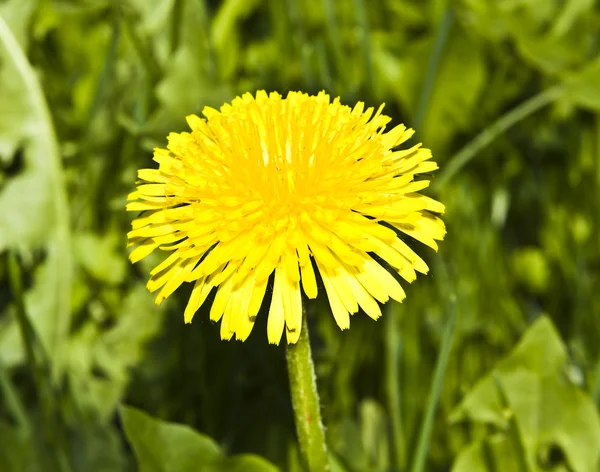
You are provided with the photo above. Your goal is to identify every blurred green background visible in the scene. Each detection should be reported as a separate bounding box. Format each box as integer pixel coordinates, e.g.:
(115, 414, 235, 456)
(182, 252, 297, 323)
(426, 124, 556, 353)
(1, 0, 600, 471)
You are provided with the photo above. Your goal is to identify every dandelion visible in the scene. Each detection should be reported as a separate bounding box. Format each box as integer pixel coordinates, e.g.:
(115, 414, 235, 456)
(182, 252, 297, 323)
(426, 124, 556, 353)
(127, 91, 445, 345)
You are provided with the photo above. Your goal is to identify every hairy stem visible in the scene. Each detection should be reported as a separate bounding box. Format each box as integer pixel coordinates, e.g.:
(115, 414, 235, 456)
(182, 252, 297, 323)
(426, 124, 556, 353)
(286, 312, 330, 471)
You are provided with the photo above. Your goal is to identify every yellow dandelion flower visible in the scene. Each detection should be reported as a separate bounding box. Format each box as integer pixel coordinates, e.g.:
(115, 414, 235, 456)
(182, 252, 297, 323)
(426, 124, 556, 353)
(127, 91, 445, 345)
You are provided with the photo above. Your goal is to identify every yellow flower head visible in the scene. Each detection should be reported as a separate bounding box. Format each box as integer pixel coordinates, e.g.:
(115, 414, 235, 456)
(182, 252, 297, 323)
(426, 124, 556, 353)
(127, 91, 445, 345)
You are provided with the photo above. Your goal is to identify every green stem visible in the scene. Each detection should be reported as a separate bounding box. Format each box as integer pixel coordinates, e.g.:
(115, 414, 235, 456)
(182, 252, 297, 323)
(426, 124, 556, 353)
(286, 312, 330, 472)
(434, 86, 564, 189)
(411, 296, 457, 472)
(384, 304, 405, 469)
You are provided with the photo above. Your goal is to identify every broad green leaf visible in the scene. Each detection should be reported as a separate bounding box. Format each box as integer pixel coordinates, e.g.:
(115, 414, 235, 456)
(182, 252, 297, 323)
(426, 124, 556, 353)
(451, 317, 600, 472)
(457, 0, 593, 75)
(73, 231, 127, 285)
(155, 46, 232, 121)
(0, 15, 72, 370)
(121, 405, 222, 472)
(121, 405, 279, 472)
(452, 434, 522, 472)
(420, 31, 486, 153)
(219, 455, 280, 472)
(513, 0, 594, 77)
(127, 0, 175, 38)
(516, 29, 590, 76)
(153, 0, 232, 129)
(66, 285, 164, 420)
(211, 0, 262, 80)
(562, 56, 600, 112)
(0, 0, 36, 48)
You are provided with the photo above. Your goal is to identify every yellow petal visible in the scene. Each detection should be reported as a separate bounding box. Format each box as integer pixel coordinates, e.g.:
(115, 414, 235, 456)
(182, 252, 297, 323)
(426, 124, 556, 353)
(155, 256, 199, 304)
(129, 240, 158, 263)
(184, 276, 207, 323)
(211, 274, 234, 323)
(267, 268, 285, 345)
(344, 271, 382, 320)
(317, 261, 350, 330)
(300, 259, 318, 299)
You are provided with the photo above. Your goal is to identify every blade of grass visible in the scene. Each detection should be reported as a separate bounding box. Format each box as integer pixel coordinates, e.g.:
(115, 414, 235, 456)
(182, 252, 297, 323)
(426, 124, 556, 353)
(195, 0, 218, 79)
(8, 252, 73, 472)
(119, 4, 161, 79)
(384, 11, 454, 470)
(284, 0, 316, 90)
(434, 85, 564, 189)
(7, 253, 39, 384)
(352, 0, 373, 90)
(170, 0, 184, 53)
(321, 0, 344, 94)
(592, 356, 600, 408)
(410, 294, 457, 472)
(384, 303, 406, 469)
(85, 13, 120, 128)
(0, 354, 30, 432)
(315, 38, 333, 93)
(414, 8, 454, 131)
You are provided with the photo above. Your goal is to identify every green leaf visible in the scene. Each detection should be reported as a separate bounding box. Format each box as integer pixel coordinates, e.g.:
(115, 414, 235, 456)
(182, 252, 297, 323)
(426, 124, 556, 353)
(0, 0, 37, 49)
(153, 0, 232, 129)
(210, 0, 263, 80)
(121, 405, 222, 472)
(0, 15, 72, 371)
(0, 422, 44, 472)
(452, 433, 531, 472)
(155, 46, 232, 121)
(66, 285, 164, 420)
(451, 317, 600, 472)
(73, 231, 127, 285)
(420, 31, 487, 153)
(121, 405, 279, 472)
(219, 455, 280, 472)
(456, 0, 594, 75)
(562, 56, 600, 112)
